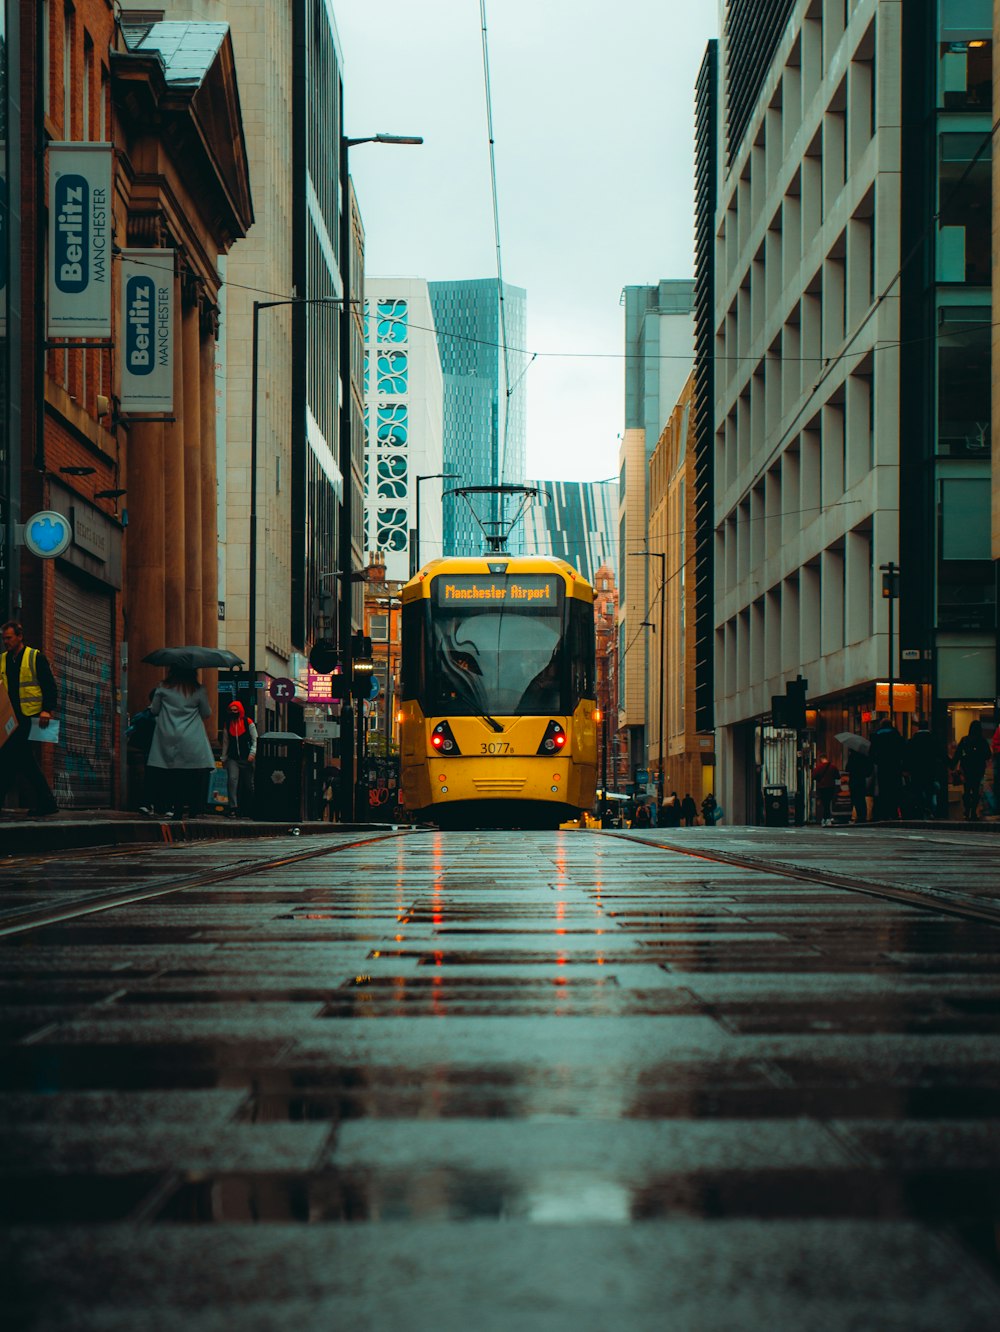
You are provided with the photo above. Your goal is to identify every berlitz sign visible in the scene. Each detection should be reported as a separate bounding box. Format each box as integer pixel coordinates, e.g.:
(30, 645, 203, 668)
(120, 250, 174, 413)
(46, 143, 112, 338)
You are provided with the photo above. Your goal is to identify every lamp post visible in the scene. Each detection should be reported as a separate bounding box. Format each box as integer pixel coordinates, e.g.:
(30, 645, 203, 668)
(411, 472, 459, 577)
(880, 560, 900, 719)
(249, 295, 343, 709)
(338, 131, 422, 822)
(631, 549, 666, 804)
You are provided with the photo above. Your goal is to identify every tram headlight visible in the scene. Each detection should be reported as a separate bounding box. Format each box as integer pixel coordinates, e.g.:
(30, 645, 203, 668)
(536, 720, 567, 754)
(431, 720, 461, 755)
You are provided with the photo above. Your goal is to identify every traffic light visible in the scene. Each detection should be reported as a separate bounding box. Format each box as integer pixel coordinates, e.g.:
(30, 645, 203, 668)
(784, 677, 808, 730)
(351, 631, 374, 700)
(328, 667, 349, 702)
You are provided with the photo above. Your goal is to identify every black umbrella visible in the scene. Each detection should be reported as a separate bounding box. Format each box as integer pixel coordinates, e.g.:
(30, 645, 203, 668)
(143, 645, 244, 670)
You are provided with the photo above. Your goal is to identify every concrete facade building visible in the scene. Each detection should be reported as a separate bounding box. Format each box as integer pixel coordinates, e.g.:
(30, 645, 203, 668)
(160, 0, 354, 733)
(428, 278, 527, 557)
(710, 0, 994, 823)
(363, 277, 444, 582)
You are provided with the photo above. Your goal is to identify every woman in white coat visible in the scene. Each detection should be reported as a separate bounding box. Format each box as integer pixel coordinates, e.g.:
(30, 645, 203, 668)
(143, 667, 216, 817)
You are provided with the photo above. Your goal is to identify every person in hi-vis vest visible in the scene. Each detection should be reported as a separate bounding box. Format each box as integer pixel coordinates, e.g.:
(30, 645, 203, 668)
(0, 620, 58, 816)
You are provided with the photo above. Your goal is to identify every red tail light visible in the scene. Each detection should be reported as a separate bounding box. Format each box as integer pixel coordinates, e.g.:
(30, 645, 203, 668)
(536, 720, 567, 755)
(431, 720, 461, 755)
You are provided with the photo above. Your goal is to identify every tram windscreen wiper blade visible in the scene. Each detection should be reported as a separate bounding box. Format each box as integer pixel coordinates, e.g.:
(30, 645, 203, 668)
(478, 710, 504, 733)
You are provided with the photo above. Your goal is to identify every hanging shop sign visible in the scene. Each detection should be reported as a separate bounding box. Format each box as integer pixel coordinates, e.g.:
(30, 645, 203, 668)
(47, 143, 112, 338)
(120, 249, 174, 413)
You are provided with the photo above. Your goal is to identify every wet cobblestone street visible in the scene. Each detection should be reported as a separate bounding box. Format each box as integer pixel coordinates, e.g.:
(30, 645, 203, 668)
(3, 824, 1000, 1329)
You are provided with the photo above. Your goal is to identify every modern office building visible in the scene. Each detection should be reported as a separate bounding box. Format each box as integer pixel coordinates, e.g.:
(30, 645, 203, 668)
(521, 478, 618, 583)
(617, 281, 695, 783)
(363, 277, 444, 582)
(709, 1, 994, 822)
(428, 277, 528, 556)
(162, 0, 356, 732)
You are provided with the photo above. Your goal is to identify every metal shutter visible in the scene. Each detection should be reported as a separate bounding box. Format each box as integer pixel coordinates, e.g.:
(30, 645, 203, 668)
(53, 570, 114, 808)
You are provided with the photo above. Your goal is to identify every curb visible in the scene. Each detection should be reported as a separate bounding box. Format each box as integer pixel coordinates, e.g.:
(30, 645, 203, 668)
(0, 816, 406, 856)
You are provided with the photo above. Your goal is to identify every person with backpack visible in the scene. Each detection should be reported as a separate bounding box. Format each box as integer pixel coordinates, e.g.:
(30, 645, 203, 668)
(127, 690, 163, 814)
(954, 720, 990, 822)
(633, 799, 652, 829)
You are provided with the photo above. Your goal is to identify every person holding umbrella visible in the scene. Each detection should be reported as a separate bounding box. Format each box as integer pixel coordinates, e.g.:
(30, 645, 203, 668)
(141, 648, 229, 817)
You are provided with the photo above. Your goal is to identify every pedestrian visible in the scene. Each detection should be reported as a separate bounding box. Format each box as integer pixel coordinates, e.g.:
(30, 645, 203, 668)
(812, 754, 840, 826)
(680, 793, 698, 826)
(633, 799, 652, 829)
(661, 791, 682, 827)
(220, 700, 257, 818)
(905, 721, 943, 819)
(845, 747, 872, 824)
(701, 792, 719, 826)
(126, 689, 164, 813)
(869, 717, 905, 820)
(143, 667, 216, 818)
(0, 620, 59, 817)
(954, 720, 990, 822)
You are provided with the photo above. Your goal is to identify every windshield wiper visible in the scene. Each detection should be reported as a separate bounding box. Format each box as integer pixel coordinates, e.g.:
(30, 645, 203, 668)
(478, 710, 504, 733)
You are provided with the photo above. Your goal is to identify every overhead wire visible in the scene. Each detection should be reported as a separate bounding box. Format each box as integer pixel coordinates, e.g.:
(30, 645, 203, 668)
(478, 0, 515, 498)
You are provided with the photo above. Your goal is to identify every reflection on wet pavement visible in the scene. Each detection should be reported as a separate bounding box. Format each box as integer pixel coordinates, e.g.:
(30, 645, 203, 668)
(4, 827, 1000, 1327)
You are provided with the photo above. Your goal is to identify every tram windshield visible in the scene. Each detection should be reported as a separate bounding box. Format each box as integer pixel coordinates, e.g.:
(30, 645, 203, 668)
(429, 574, 565, 716)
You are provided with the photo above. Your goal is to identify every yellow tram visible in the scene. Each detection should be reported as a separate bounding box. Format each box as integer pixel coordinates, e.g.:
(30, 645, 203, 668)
(398, 555, 599, 827)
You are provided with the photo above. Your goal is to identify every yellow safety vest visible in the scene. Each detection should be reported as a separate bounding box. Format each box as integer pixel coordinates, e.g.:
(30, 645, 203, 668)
(0, 648, 43, 715)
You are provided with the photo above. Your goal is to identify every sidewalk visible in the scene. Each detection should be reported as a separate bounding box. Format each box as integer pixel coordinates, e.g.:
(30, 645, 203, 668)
(0, 808, 388, 856)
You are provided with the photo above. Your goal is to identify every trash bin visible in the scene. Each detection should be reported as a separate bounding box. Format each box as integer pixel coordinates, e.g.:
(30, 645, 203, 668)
(763, 783, 789, 826)
(253, 732, 325, 821)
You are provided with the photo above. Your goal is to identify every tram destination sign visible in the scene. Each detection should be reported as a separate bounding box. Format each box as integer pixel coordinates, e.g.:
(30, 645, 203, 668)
(435, 575, 559, 608)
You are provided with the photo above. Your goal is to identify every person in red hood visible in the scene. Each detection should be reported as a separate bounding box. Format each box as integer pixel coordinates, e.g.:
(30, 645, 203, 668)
(812, 754, 840, 826)
(220, 700, 257, 818)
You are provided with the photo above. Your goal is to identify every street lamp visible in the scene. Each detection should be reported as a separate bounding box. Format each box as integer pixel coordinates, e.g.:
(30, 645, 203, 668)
(338, 131, 423, 822)
(248, 294, 343, 706)
(630, 549, 666, 804)
(411, 472, 459, 576)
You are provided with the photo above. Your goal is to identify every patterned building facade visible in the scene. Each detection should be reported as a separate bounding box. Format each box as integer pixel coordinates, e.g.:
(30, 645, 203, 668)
(363, 278, 444, 582)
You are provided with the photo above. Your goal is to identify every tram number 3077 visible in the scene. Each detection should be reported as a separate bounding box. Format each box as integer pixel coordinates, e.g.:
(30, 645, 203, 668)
(397, 556, 599, 829)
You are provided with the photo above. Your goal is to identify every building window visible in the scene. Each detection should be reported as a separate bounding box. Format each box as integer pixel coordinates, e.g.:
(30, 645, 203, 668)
(937, 307, 990, 456)
(938, 133, 992, 286)
(370, 612, 389, 642)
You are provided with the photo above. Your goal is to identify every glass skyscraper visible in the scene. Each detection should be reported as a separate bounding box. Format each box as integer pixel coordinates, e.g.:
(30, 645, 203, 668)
(428, 278, 527, 556)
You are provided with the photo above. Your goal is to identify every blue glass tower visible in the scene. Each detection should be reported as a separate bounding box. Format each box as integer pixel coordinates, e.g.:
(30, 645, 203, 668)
(428, 278, 527, 555)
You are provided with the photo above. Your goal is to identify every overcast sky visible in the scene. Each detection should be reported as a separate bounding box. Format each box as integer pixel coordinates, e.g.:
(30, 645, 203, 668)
(337, 1, 719, 482)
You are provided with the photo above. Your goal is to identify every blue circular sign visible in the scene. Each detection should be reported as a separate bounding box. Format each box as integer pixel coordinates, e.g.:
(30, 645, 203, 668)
(24, 511, 72, 559)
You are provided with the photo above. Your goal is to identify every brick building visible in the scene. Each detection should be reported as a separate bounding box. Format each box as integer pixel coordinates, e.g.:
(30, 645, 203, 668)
(10, 5, 252, 808)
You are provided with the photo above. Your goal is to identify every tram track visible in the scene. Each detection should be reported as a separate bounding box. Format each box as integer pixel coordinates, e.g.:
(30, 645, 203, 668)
(613, 831, 1000, 927)
(0, 829, 419, 939)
